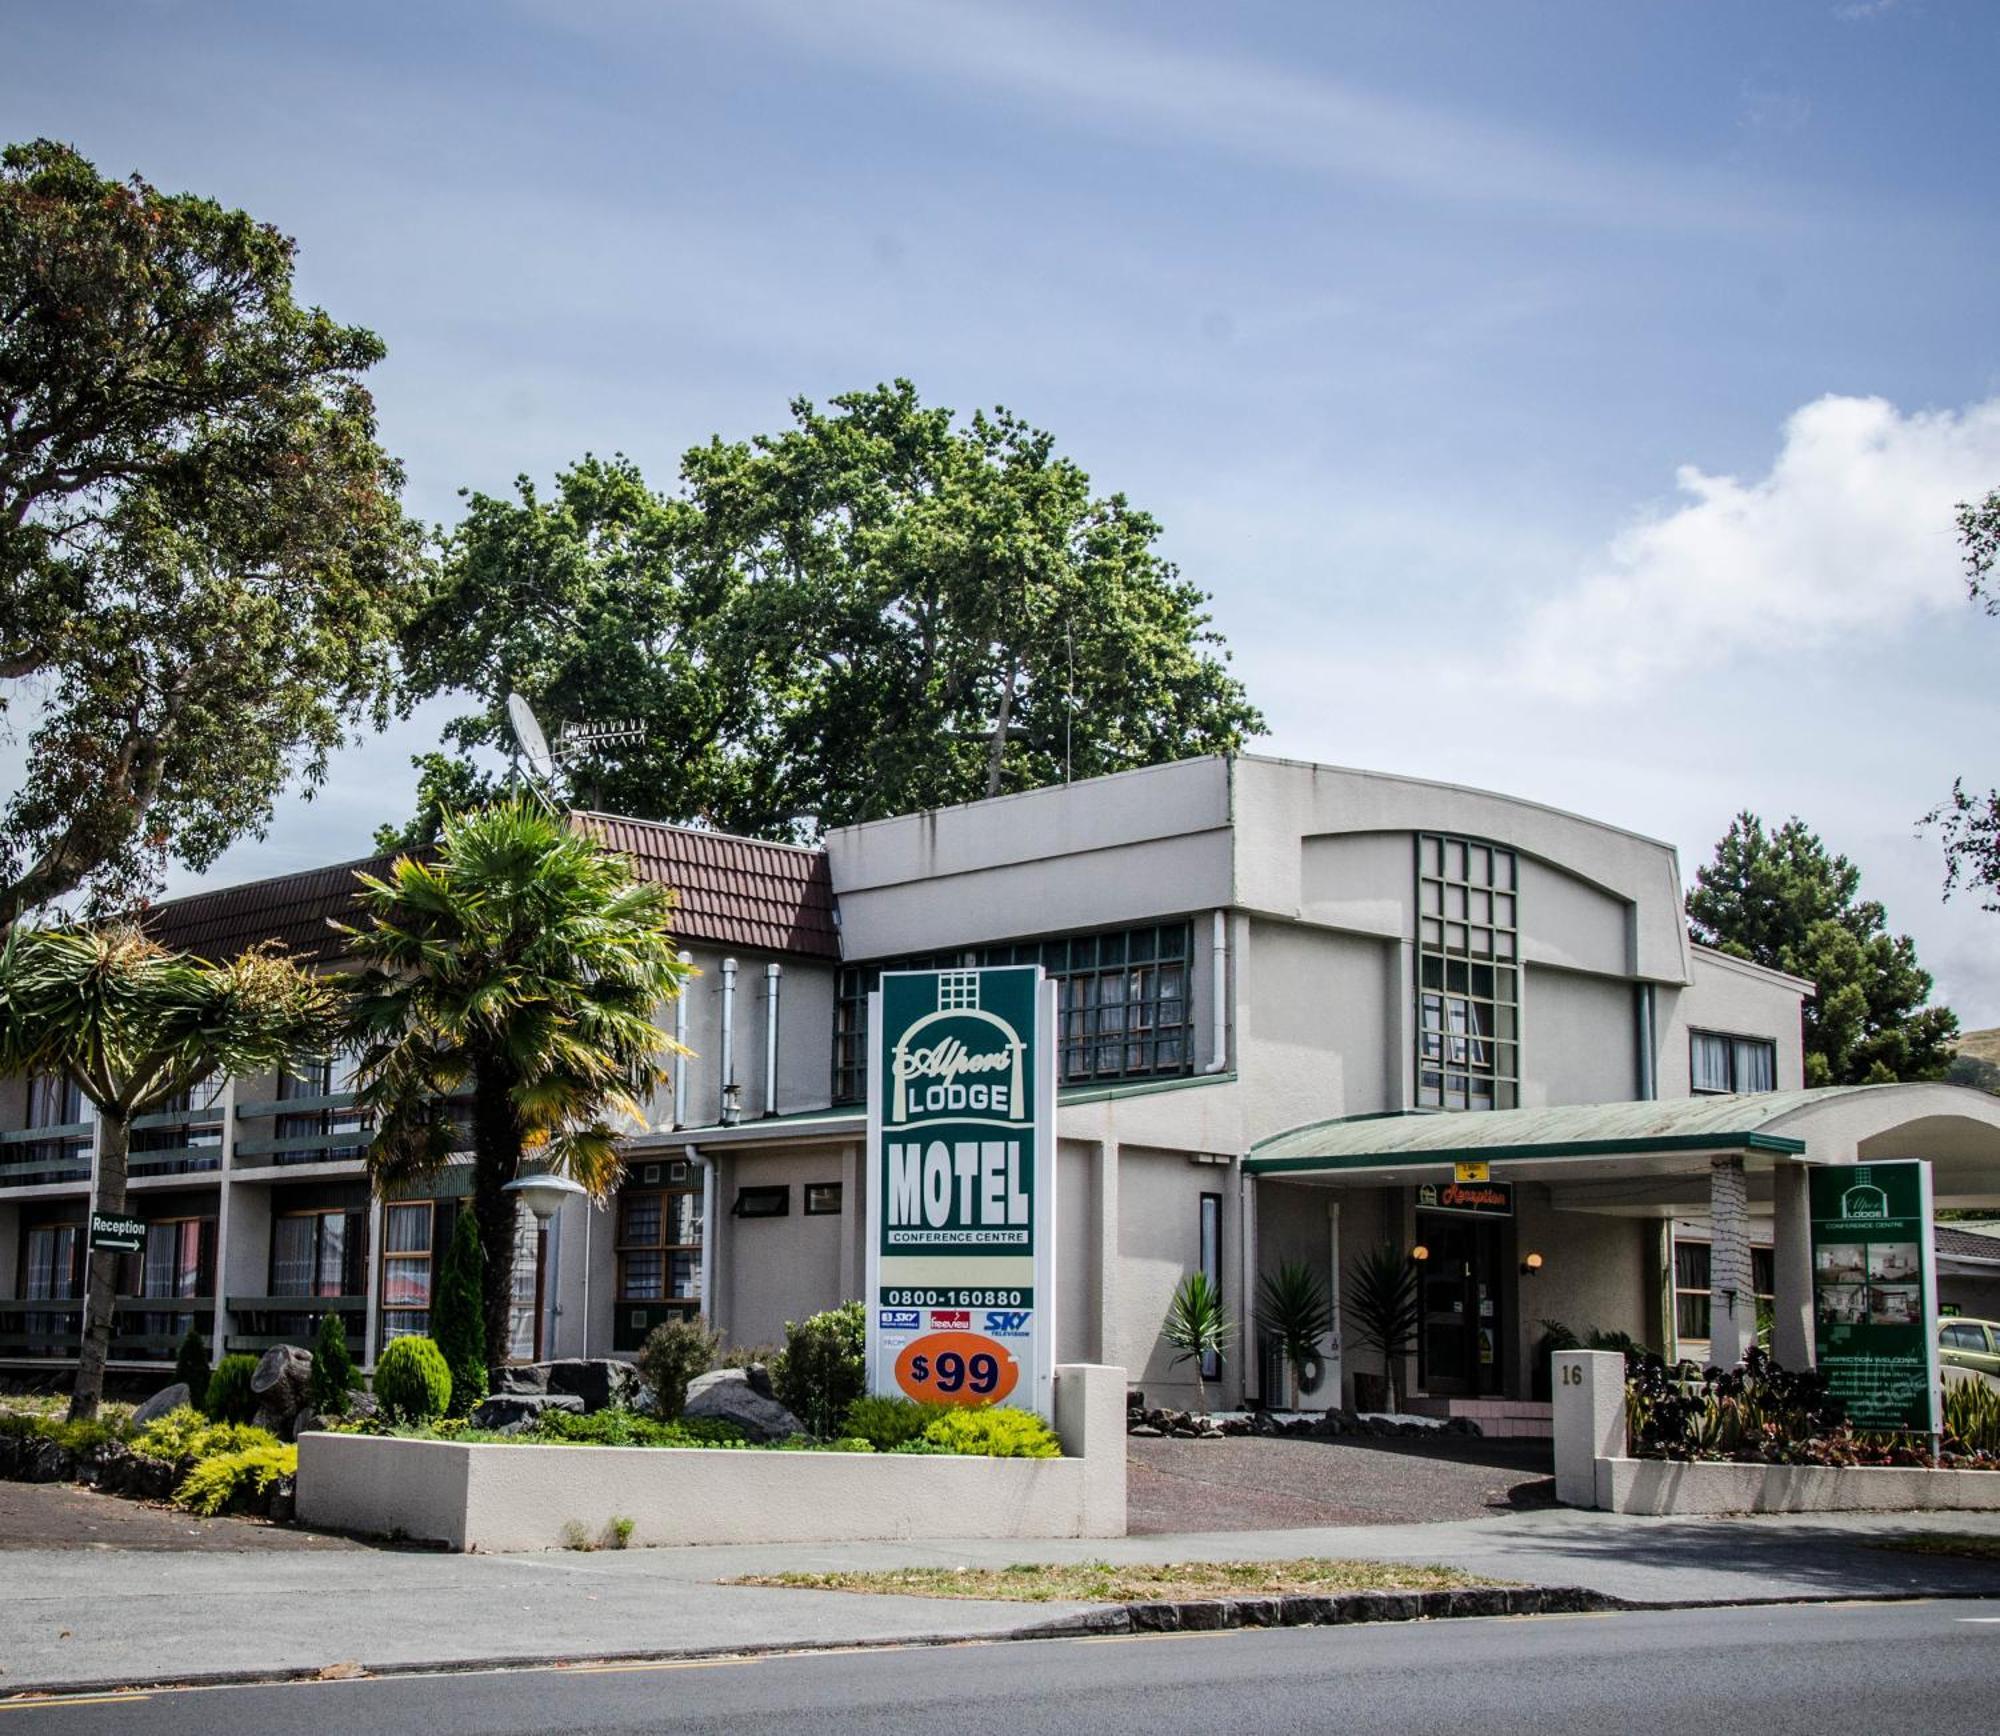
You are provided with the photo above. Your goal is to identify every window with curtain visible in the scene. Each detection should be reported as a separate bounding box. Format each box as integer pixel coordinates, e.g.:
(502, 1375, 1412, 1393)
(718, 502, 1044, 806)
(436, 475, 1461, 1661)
(271, 1209, 364, 1298)
(617, 1173, 702, 1305)
(24, 1223, 80, 1301)
(1690, 1031, 1777, 1095)
(1673, 1238, 1776, 1344)
(380, 1199, 450, 1341)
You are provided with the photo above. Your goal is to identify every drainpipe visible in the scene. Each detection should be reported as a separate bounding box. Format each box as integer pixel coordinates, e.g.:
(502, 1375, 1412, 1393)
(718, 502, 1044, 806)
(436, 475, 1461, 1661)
(1200, 910, 1229, 1074)
(719, 958, 739, 1126)
(672, 951, 692, 1128)
(763, 962, 782, 1118)
(1635, 983, 1657, 1101)
(687, 1143, 717, 1326)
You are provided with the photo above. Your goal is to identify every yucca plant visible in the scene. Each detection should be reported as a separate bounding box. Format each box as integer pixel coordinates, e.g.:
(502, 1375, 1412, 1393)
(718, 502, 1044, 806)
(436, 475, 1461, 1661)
(1162, 1270, 1231, 1412)
(1256, 1260, 1333, 1408)
(1345, 1244, 1422, 1412)
(1945, 1378, 2000, 1457)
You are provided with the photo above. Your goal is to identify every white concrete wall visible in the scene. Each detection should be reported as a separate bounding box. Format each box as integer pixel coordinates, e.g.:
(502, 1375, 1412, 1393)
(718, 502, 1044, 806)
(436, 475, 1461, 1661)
(717, 1148, 847, 1351)
(1657, 948, 1809, 1095)
(661, 946, 837, 1131)
(1523, 967, 1639, 1108)
(1510, 1186, 1660, 1381)
(298, 1362, 1128, 1550)
(1234, 920, 1397, 1140)
(1113, 1146, 1234, 1405)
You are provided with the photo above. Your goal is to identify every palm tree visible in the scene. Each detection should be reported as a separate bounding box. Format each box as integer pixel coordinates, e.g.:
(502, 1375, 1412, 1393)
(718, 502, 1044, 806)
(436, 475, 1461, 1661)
(341, 801, 690, 1367)
(0, 926, 335, 1420)
(1346, 1244, 1423, 1412)
(1162, 1270, 1232, 1412)
(1256, 1260, 1334, 1409)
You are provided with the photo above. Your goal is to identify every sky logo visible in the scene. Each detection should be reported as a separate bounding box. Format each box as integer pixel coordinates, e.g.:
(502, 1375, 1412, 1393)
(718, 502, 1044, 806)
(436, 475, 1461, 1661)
(878, 1309, 921, 1329)
(983, 1309, 1032, 1335)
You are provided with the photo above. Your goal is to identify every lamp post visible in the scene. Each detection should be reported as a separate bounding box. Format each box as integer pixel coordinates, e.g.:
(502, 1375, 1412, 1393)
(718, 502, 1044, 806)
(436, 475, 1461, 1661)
(504, 1173, 588, 1361)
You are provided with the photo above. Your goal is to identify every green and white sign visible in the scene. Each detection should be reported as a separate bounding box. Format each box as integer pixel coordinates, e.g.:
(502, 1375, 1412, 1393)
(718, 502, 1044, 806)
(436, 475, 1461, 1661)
(866, 966, 1056, 1419)
(1808, 1160, 1940, 1437)
(89, 1212, 145, 1255)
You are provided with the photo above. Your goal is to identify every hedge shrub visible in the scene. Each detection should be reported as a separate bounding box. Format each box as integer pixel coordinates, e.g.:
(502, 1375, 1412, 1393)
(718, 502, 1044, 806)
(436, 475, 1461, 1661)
(532, 1408, 746, 1449)
(637, 1316, 719, 1420)
(771, 1301, 865, 1438)
(173, 1328, 210, 1399)
(204, 1354, 260, 1424)
(309, 1312, 358, 1416)
(842, 1394, 950, 1452)
(133, 1408, 278, 1465)
(174, 1443, 297, 1516)
(374, 1335, 452, 1423)
(919, 1406, 1061, 1458)
(430, 1211, 487, 1417)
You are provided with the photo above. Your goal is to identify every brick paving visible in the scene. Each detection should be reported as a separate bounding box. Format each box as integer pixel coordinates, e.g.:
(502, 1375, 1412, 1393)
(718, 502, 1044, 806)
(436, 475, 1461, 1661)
(1127, 1432, 1557, 1534)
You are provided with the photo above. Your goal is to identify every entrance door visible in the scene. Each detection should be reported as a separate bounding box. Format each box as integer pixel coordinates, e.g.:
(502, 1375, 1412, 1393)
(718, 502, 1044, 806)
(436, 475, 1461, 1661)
(1416, 1214, 1503, 1396)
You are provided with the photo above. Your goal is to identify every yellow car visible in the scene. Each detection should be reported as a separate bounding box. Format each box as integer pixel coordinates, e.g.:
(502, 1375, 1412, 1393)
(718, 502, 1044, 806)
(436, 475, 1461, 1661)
(1939, 1318, 2000, 1390)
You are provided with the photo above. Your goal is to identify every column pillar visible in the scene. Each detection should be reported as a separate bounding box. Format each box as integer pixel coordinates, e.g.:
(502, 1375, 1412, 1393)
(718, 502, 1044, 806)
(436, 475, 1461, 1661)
(1093, 1141, 1119, 1365)
(1771, 1161, 1814, 1368)
(1707, 1155, 1753, 1368)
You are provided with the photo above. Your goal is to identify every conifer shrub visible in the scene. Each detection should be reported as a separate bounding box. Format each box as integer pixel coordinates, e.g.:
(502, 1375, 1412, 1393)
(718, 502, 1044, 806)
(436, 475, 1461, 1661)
(173, 1327, 211, 1400)
(637, 1316, 719, 1419)
(174, 1443, 297, 1516)
(770, 1301, 866, 1438)
(374, 1335, 452, 1424)
(842, 1394, 950, 1451)
(918, 1406, 1062, 1458)
(429, 1212, 487, 1417)
(309, 1313, 358, 1416)
(203, 1354, 259, 1424)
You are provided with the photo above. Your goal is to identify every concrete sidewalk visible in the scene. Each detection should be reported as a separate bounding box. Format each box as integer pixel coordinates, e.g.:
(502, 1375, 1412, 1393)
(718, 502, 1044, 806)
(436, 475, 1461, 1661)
(4, 1507, 2000, 1695)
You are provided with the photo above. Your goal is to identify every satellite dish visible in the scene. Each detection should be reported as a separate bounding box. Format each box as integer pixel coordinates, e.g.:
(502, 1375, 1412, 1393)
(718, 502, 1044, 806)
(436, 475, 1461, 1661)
(506, 693, 557, 783)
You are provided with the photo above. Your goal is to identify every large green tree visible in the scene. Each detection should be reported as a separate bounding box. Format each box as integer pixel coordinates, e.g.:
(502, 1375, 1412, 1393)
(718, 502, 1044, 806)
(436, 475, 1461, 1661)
(1927, 486, 2000, 907)
(0, 926, 335, 1419)
(388, 383, 1262, 841)
(1687, 813, 1957, 1086)
(0, 139, 422, 926)
(342, 801, 691, 1364)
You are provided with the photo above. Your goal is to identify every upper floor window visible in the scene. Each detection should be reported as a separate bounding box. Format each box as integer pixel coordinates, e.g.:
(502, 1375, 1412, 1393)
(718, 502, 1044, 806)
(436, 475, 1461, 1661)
(24, 1073, 87, 1129)
(1416, 835, 1519, 1111)
(1690, 1031, 1776, 1095)
(832, 922, 1195, 1104)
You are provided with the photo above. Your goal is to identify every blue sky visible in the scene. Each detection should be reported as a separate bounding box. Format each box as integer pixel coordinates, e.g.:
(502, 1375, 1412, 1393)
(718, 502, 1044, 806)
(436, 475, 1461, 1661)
(8, 1, 2000, 1018)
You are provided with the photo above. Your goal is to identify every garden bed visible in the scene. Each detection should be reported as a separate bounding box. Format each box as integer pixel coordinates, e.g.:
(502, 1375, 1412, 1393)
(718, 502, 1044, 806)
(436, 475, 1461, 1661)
(1595, 1455, 2000, 1516)
(296, 1362, 1126, 1551)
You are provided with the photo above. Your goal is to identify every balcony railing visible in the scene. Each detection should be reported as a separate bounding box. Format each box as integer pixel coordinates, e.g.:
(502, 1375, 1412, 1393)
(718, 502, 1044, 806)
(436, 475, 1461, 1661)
(224, 1293, 367, 1355)
(0, 1296, 216, 1360)
(0, 1122, 92, 1187)
(231, 1089, 373, 1167)
(129, 1104, 224, 1177)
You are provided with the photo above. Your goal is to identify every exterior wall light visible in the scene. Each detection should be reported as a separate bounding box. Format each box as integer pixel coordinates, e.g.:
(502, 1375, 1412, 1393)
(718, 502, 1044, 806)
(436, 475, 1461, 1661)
(1521, 1251, 1544, 1276)
(504, 1171, 589, 1223)
(1410, 1244, 1430, 1263)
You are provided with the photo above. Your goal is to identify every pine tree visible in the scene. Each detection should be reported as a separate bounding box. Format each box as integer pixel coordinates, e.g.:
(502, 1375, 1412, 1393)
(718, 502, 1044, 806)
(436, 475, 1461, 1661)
(173, 1326, 209, 1400)
(1687, 813, 1958, 1085)
(430, 1210, 488, 1417)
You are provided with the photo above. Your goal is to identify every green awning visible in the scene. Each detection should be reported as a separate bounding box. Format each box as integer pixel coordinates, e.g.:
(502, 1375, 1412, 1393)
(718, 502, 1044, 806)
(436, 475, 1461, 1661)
(1240, 1088, 1919, 1176)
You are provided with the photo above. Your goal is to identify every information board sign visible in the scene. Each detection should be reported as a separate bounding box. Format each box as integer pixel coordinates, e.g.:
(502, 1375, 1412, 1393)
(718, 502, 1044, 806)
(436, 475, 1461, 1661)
(865, 966, 1056, 1420)
(1808, 1160, 1940, 1436)
(89, 1212, 145, 1255)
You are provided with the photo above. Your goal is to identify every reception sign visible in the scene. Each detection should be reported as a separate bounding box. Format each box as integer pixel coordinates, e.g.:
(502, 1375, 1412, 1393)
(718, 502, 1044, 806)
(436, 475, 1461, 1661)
(866, 966, 1056, 1420)
(1808, 1160, 1940, 1437)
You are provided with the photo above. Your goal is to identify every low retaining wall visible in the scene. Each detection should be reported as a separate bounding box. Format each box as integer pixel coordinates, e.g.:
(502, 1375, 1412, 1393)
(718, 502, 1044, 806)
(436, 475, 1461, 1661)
(1596, 1454, 2000, 1516)
(1554, 1350, 2000, 1517)
(297, 1362, 1125, 1551)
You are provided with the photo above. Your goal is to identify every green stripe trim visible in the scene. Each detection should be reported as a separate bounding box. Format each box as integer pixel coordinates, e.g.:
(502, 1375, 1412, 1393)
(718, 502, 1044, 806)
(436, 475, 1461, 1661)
(1060, 1072, 1234, 1106)
(1243, 1130, 1806, 1176)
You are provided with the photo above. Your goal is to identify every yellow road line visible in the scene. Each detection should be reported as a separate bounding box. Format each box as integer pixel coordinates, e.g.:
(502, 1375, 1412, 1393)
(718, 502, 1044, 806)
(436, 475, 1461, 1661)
(0, 1694, 152, 1711)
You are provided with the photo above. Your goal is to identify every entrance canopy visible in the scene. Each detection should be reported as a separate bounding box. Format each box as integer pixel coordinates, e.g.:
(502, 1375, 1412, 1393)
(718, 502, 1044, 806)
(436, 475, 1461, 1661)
(1247, 1084, 2000, 1212)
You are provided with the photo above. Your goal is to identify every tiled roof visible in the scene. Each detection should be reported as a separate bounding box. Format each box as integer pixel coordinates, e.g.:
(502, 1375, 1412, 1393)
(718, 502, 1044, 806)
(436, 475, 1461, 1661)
(140, 852, 404, 964)
(570, 812, 839, 960)
(1936, 1224, 2000, 1262)
(139, 817, 839, 965)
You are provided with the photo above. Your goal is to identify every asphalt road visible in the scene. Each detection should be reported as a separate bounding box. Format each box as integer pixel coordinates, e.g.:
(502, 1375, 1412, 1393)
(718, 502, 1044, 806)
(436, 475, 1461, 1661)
(6, 1599, 1996, 1736)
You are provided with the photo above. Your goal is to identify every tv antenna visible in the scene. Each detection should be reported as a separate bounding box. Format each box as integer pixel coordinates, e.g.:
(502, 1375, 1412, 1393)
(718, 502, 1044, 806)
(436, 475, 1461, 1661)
(506, 692, 647, 810)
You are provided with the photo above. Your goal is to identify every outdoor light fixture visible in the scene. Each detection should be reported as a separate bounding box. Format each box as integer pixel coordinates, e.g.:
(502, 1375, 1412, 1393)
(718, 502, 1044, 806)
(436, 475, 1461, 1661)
(504, 1171, 589, 1223)
(1521, 1251, 1545, 1276)
(1410, 1244, 1430, 1263)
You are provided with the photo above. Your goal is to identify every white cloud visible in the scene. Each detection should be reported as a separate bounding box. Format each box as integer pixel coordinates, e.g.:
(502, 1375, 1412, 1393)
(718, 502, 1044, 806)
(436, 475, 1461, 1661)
(1516, 394, 2000, 702)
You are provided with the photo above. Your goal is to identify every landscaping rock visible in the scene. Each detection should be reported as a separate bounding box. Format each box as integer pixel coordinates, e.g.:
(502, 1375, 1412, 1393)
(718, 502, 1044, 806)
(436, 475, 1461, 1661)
(22, 1438, 74, 1483)
(95, 1444, 178, 1502)
(131, 1382, 192, 1427)
(682, 1368, 801, 1442)
(466, 1392, 586, 1434)
(541, 1358, 641, 1414)
(250, 1345, 314, 1440)
(496, 1365, 549, 1395)
(267, 1474, 297, 1525)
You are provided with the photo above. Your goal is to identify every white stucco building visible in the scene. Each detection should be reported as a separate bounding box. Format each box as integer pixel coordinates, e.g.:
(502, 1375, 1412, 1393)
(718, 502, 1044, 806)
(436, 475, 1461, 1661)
(8, 753, 2000, 1422)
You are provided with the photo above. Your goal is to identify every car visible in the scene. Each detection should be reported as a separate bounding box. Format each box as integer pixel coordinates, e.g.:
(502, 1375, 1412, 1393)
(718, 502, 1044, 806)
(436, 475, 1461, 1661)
(1938, 1317, 2000, 1389)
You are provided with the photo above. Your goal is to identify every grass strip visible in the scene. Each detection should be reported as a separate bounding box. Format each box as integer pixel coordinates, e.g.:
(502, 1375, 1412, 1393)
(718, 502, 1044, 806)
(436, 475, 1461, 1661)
(733, 1557, 1501, 1603)
(1869, 1532, 2000, 1562)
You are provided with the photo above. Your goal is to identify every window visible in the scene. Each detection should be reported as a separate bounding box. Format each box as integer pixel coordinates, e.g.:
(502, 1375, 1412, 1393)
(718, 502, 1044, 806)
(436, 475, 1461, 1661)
(1673, 1239, 1775, 1344)
(21, 1073, 91, 1175)
(275, 1051, 370, 1164)
(132, 1077, 224, 1168)
(1690, 1032, 1777, 1095)
(1199, 1192, 1222, 1381)
(124, 1217, 215, 1344)
(805, 1182, 843, 1216)
(733, 1185, 790, 1219)
(1416, 836, 1519, 1111)
(379, 1200, 450, 1342)
(21, 1223, 81, 1354)
(617, 1168, 702, 1306)
(273, 1208, 367, 1300)
(833, 922, 1196, 1103)
(1942, 1322, 1989, 1353)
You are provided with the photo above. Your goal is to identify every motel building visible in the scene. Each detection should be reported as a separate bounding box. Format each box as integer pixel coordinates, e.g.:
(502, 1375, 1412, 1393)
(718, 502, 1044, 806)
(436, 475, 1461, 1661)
(7, 753, 2000, 1430)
